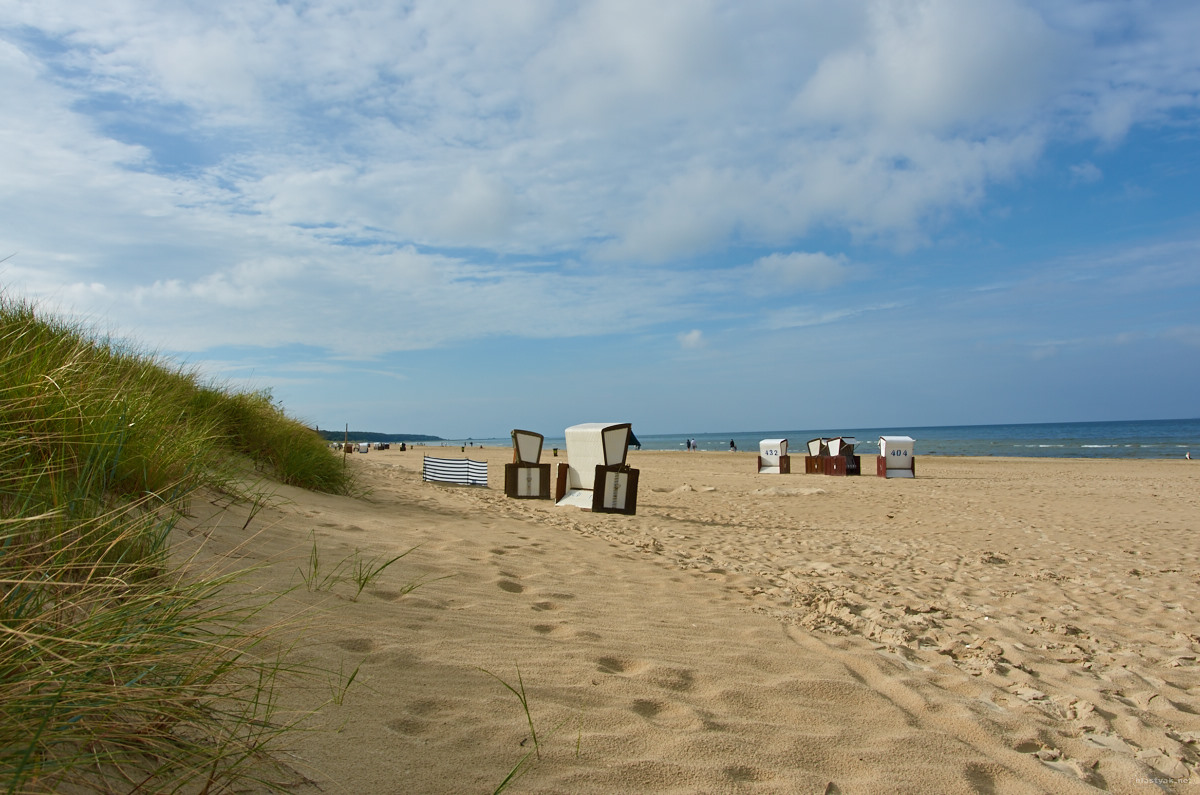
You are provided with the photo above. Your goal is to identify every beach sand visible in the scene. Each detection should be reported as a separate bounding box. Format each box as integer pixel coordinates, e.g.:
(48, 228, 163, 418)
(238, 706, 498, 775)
(177, 449, 1200, 794)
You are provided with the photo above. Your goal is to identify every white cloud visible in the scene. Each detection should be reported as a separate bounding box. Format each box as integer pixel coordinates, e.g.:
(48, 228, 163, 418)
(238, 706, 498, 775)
(763, 130, 1047, 245)
(756, 296, 912, 333)
(1061, 3, 1200, 144)
(524, 0, 737, 130)
(792, 0, 1071, 133)
(1069, 161, 1103, 185)
(749, 252, 851, 293)
(1030, 343, 1058, 361)
(677, 329, 704, 349)
(432, 168, 521, 244)
(764, 305, 872, 331)
(607, 167, 750, 262)
(1164, 325, 1200, 349)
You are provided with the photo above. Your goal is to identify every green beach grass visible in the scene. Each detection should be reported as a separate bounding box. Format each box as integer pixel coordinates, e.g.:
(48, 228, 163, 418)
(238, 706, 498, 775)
(1, 292, 355, 793)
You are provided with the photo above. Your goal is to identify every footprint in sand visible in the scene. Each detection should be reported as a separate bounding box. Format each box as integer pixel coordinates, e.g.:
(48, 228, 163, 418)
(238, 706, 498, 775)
(385, 717, 427, 735)
(371, 589, 405, 601)
(631, 699, 664, 718)
(384, 699, 452, 737)
(497, 580, 524, 593)
(963, 763, 1001, 793)
(335, 638, 375, 653)
(405, 698, 447, 716)
(629, 698, 704, 730)
(596, 656, 632, 674)
(645, 665, 696, 692)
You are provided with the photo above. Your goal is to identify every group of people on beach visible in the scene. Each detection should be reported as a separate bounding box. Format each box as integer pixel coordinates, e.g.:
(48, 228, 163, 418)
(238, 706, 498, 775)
(683, 438, 739, 451)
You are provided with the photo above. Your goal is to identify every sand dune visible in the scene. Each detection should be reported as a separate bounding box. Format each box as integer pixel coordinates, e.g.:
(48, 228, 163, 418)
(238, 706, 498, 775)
(177, 449, 1200, 793)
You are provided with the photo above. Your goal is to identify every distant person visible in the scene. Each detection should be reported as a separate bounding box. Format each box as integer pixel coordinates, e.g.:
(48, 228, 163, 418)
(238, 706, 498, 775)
(1188, 451, 1192, 460)
(729, 439, 737, 451)
(685, 439, 691, 451)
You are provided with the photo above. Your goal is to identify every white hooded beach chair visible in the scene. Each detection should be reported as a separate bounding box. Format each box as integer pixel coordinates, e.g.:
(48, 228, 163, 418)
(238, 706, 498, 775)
(504, 429, 551, 499)
(554, 423, 639, 514)
(878, 436, 916, 478)
(758, 439, 790, 474)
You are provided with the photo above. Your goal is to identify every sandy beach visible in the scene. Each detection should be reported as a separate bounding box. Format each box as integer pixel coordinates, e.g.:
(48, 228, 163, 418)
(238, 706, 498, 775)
(176, 449, 1200, 794)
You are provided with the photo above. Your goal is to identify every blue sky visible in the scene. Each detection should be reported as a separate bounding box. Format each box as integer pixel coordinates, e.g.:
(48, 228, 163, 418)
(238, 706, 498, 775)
(2, 0, 1198, 438)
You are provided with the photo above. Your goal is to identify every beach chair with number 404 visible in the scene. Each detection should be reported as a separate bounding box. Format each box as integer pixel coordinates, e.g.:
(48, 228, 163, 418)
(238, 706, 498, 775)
(504, 429, 552, 499)
(554, 423, 640, 514)
(878, 436, 916, 478)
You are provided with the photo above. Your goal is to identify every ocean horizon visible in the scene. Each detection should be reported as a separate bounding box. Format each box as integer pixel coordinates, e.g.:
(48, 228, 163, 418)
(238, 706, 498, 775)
(438, 417, 1200, 460)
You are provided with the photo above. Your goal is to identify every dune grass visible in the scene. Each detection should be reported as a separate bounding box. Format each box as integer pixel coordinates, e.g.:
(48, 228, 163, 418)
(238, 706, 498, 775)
(296, 532, 427, 602)
(1, 293, 356, 793)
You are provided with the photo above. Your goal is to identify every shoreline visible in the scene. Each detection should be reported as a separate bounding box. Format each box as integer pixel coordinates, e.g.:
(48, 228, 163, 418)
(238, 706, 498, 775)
(425, 416, 1200, 460)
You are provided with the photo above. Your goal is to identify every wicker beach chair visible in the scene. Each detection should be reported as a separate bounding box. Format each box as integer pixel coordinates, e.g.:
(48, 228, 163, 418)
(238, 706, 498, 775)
(504, 429, 551, 499)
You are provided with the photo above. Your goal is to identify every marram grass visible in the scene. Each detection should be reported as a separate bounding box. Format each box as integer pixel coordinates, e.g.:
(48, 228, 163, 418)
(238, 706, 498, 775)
(1, 292, 356, 793)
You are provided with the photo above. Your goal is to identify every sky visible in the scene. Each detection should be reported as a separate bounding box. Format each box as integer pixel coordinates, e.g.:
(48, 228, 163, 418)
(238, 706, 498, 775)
(2, 0, 1199, 439)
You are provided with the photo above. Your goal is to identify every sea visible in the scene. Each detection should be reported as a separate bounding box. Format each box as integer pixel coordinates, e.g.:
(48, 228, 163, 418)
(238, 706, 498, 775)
(448, 418, 1200, 459)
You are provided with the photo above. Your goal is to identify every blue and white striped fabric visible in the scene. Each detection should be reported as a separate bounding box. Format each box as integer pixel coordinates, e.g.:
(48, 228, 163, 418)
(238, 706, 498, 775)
(422, 456, 488, 486)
